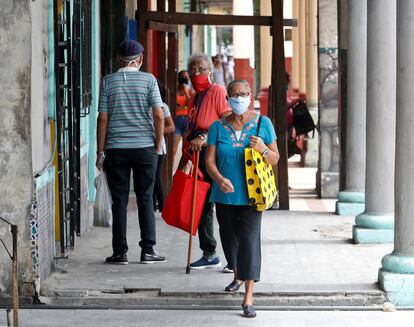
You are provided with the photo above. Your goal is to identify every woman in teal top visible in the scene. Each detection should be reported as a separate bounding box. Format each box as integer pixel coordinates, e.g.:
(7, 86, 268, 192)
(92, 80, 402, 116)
(206, 80, 279, 318)
(208, 113, 276, 205)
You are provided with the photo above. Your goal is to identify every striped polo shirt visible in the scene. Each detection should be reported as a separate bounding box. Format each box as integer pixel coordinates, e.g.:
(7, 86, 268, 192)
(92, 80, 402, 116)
(98, 68, 163, 149)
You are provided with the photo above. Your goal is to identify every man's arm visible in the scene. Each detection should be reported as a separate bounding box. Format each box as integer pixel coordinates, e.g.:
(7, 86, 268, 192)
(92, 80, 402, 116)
(153, 107, 164, 153)
(96, 112, 108, 170)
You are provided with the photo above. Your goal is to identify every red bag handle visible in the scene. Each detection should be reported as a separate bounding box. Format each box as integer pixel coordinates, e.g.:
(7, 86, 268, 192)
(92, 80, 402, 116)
(183, 146, 205, 181)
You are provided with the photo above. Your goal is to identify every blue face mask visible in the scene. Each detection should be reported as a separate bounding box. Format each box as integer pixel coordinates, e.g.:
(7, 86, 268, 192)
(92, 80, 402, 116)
(228, 96, 251, 115)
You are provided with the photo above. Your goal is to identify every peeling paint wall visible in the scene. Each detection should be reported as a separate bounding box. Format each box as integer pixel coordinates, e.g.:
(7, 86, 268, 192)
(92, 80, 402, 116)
(31, 0, 52, 174)
(29, 0, 56, 295)
(0, 0, 34, 294)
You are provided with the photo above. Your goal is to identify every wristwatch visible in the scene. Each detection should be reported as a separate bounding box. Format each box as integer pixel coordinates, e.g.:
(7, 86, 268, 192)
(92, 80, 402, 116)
(198, 134, 207, 142)
(262, 148, 269, 158)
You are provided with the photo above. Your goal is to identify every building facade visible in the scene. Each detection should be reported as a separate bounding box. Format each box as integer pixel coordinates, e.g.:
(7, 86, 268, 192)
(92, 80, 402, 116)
(0, 0, 101, 296)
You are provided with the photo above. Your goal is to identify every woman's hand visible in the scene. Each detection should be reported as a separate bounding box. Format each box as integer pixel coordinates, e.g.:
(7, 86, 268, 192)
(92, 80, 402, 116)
(218, 177, 234, 193)
(188, 136, 206, 151)
(249, 136, 267, 153)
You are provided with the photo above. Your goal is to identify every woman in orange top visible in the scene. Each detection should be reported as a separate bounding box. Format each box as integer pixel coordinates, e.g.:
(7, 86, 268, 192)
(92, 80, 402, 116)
(172, 70, 194, 159)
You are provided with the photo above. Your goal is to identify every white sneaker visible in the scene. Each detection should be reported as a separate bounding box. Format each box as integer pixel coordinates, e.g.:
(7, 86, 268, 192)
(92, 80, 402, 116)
(222, 264, 234, 273)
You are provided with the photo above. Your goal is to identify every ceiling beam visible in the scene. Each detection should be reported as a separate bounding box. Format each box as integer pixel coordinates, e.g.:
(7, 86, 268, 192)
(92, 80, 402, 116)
(148, 21, 178, 33)
(142, 11, 297, 27)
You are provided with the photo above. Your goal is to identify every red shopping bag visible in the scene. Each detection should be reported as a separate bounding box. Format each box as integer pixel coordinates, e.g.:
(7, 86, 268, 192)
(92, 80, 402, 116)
(162, 158, 210, 235)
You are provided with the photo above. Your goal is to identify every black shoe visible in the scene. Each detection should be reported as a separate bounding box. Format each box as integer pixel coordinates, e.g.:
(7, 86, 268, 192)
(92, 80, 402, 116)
(242, 304, 257, 318)
(105, 254, 128, 265)
(140, 252, 167, 264)
(225, 280, 243, 292)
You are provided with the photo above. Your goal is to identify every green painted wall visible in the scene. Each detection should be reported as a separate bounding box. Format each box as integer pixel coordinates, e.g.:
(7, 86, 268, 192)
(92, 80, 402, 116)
(87, 0, 100, 200)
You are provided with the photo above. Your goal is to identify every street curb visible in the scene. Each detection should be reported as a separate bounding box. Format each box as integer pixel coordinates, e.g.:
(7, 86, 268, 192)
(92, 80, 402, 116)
(36, 289, 387, 308)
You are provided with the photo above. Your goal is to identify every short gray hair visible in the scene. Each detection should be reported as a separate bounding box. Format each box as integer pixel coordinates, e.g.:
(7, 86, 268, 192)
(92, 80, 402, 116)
(120, 54, 141, 62)
(187, 52, 214, 71)
(227, 80, 251, 94)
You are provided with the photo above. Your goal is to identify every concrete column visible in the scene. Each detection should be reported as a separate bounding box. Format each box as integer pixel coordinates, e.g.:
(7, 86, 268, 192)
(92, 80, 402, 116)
(336, 0, 367, 216)
(0, 0, 33, 293)
(318, 0, 340, 198)
(283, 0, 293, 79)
(378, 0, 414, 306)
(233, 0, 255, 108)
(291, 0, 300, 89)
(233, 0, 254, 61)
(126, 0, 136, 19)
(306, 0, 318, 107)
(352, 0, 396, 244)
(303, 0, 319, 167)
(298, 0, 307, 93)
(260, 0, 272, 88)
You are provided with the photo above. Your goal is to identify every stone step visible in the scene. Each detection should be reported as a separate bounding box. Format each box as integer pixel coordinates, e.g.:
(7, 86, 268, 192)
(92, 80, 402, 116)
(37, 289, 387, 309)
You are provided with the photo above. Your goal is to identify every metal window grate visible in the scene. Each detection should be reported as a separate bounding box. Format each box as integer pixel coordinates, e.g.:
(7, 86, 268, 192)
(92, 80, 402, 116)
(80, 0, 92, 116)
(54, 0, 92, 256)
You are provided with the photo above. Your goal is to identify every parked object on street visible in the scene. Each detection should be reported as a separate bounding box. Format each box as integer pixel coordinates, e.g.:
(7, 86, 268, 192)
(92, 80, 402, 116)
(93, 172, 113, 227)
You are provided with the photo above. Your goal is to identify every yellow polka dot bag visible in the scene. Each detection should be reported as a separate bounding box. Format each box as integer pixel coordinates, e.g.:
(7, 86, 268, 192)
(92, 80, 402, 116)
(245, 116, 277, 211)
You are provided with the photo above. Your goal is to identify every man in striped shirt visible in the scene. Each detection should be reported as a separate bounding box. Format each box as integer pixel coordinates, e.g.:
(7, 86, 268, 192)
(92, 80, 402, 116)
(96, 40, 166, 265)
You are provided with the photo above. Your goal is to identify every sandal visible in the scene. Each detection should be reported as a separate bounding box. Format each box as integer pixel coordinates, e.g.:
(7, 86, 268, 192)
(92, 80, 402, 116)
(224, 280, 243, 292)
(242, 304, 257, 318)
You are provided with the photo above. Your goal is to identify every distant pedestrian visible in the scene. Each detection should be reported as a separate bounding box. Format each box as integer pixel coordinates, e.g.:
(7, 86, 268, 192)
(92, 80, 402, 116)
(172, 70, 193, 160)
(96, 40, 167, 265)
(205, 80, 279, 318)
(226, 55, 235, 83)
(153, 79, 175, 212)
(212, 55, 227, 86)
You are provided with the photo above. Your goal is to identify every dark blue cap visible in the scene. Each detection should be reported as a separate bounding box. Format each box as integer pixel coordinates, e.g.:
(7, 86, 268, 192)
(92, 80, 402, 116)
(118, 40, 144, 57)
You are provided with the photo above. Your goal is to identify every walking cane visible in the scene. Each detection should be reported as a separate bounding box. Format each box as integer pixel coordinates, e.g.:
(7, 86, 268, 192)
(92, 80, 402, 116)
(186, 150, 200, 274)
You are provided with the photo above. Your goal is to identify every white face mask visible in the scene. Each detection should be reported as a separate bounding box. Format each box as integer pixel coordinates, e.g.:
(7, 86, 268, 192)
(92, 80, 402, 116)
(228, 96, 251, 115)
